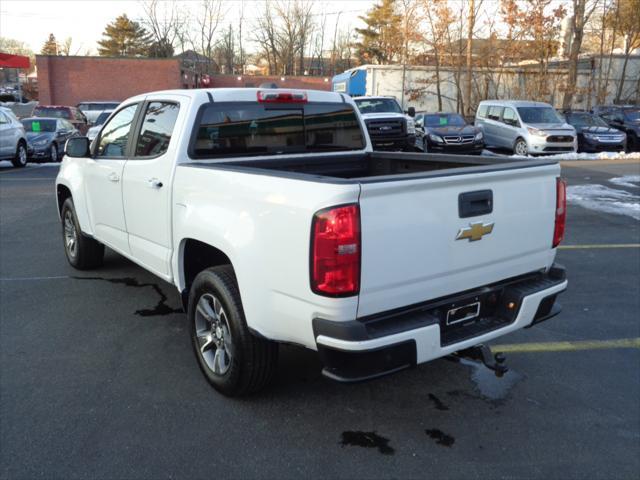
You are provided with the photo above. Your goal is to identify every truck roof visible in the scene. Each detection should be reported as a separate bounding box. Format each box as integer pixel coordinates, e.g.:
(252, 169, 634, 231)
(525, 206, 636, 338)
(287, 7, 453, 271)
(352, 96, 397, 101)
(478, 99, 553, 108)
(124, 88, 348, 105)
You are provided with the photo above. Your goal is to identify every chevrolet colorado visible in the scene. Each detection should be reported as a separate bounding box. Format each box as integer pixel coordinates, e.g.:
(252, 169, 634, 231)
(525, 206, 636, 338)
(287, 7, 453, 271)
(56, 88, 568, 396)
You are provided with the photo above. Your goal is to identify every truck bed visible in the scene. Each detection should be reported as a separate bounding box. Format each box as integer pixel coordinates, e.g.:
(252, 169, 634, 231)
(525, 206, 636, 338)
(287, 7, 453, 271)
(207, 152, 557, 183)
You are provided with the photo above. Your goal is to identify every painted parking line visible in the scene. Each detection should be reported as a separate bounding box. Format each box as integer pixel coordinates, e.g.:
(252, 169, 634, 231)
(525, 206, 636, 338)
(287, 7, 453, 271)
(559, 244, 640, 249)
(493, 338, 640, 353)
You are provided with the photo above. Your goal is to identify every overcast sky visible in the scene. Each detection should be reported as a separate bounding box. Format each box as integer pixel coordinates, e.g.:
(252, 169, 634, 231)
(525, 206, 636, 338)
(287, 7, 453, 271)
(0, 0, 371, 55)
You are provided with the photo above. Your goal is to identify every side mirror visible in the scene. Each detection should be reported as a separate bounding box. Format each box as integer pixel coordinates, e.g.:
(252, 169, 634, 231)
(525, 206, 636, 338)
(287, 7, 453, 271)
(65, 137, 90, 157)
(407, 106, 416, 118)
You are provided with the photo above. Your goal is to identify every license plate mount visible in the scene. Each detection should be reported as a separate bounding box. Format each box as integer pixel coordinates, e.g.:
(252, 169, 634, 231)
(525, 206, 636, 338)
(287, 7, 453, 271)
(446, 301, 481, 326)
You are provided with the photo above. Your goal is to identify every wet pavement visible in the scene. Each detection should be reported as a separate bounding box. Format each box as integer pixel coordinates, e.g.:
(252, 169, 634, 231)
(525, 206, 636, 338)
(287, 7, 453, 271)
(1, 160, 639, 479)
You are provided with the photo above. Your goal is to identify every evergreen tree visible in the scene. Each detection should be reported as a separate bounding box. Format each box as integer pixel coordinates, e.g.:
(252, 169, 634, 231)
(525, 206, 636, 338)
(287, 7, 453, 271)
(97, 14, 150, 57)
(40, 33, 59, 55)
(147, 39, 174, 58)
(355, 0, 403, 64)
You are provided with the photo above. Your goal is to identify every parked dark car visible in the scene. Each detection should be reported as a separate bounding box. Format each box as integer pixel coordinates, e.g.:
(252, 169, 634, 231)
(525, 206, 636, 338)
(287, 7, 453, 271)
(592, 105, 640, 151)
(415, 112, 484, 154)
(560, 110, 626, 153)
(33, 105, 89, 135)
(21, 117, 78, 162)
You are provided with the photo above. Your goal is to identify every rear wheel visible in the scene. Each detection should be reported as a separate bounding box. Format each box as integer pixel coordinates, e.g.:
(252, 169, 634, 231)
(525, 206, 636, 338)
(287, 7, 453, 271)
(11, 142, 27, 168)
(514, 138, 528, 156)
(61, 198, 104, 269)
(189, 266, 278, 396)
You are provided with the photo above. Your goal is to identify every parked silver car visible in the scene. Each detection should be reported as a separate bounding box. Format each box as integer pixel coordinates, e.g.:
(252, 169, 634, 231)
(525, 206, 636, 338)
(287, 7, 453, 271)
(476, 100, 577, 156)
(0, 107, 29, 167)
(77, 101, 120, 125)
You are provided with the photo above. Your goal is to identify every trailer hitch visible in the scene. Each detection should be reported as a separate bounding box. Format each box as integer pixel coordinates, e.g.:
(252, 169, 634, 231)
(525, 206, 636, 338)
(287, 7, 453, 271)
(457, 344, 508, 377)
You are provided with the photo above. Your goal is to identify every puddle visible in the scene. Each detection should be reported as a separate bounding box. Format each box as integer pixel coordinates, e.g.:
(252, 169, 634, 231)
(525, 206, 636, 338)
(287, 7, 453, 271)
(458, 357, 522, 404)
(72, 276, 182, 317)
(340, 431, 394, 455)
(425, 429, 455, 447)
(428, 393, 449, 411)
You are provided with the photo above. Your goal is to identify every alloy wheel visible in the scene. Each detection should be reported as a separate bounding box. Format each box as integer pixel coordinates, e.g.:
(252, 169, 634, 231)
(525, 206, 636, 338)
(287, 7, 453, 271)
(63, 210, 78, 258)
(194, 293, 233, 376)
(17, 144, 27, 166)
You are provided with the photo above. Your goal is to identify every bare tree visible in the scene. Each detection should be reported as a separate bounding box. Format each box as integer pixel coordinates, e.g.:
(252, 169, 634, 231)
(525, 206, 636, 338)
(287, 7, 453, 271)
(60, 37, 81, 56)
(252, 0, 316, 76)
(562, 0, 600, 109)
(141, 0, 182, 57)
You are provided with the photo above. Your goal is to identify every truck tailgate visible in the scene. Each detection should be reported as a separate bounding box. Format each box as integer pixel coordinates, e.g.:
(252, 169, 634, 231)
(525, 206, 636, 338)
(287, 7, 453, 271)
(357, 164, 560, 317)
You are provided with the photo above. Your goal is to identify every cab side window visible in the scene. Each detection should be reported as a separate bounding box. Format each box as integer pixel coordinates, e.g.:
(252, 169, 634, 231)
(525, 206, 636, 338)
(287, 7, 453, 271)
(502, 108, 519, 127)
(96, 104, 139, 158)
(488, 106, 503, 121)
(134, 102, 180, 157)
(0, 112, 7, 124)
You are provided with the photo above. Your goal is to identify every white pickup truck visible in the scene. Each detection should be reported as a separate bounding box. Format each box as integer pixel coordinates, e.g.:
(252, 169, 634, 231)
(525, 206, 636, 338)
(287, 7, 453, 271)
(56, 88, 568, 396)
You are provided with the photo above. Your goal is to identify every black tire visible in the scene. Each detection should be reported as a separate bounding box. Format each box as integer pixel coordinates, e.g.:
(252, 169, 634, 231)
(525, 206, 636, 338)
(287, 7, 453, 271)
(61, 198, 104, 269)
(627, 133, 638, 153)
(189, 266, 278, 396)
(50, 143, 58, 163)
(11, 141, 28, 168)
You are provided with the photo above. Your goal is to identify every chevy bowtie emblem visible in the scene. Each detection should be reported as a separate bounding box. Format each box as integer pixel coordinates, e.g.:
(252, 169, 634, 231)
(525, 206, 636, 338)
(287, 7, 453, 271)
(456, 222, 494, 241)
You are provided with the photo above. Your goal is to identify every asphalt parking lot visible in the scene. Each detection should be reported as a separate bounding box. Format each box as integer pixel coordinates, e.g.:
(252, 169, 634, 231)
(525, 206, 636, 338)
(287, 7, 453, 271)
(1, 159, 639, 479)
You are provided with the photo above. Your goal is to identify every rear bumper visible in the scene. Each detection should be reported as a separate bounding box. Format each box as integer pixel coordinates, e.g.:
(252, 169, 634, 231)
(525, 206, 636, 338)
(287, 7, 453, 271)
(314, 264, 567, 382)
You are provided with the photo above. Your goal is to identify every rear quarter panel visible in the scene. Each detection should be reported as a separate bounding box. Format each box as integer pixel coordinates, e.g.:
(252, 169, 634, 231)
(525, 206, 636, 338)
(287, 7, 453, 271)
(172, 165, 361, 348)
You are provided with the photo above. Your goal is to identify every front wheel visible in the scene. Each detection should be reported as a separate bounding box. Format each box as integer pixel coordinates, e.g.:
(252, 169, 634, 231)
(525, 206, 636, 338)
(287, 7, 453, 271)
(61, 198, 104, 269)
(514, 138, 528, 156)
(50, 143, 58, 163)
(11, 142, 27, 168)
(189, 266, 278, 396)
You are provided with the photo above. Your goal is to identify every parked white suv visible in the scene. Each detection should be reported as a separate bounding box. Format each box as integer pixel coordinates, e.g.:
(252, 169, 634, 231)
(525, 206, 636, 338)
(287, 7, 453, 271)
(476, 100, 577, 156)
(56, 88, 568, 396)
(0, 107, 29, 167)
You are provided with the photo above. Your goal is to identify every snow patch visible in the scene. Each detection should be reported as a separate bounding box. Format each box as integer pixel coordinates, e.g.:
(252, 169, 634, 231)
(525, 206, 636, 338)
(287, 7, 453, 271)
(609, 175, 640, 189)
(0, 160, 60, 168)
(567, 184, 640, 220)
(486, 150, 640, 161)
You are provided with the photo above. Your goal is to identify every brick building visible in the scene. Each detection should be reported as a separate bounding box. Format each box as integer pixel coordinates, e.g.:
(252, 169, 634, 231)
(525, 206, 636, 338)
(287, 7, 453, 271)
(36, 55, 332, 106)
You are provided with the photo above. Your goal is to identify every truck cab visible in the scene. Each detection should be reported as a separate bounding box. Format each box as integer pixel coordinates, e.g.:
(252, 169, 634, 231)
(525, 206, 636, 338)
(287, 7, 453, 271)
(353, 96, 416, 151)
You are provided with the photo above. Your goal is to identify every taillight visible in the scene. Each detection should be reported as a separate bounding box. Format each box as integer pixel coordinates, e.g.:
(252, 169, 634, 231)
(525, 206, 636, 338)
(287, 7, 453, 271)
(553, 177, 567, 248)
(257, 91, 308, 103)
(310, 204, 360, 297)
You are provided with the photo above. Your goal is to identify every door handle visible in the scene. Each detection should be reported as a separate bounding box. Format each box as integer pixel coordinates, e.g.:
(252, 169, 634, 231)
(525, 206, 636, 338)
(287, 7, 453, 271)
(147, 178, 163, 189)
(108, 172, 120, 182)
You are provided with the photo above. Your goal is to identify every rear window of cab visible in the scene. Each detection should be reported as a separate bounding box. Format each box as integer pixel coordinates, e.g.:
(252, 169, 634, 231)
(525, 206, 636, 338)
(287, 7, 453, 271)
(190, 102, 365, 158)
(34, 107, 71, 119)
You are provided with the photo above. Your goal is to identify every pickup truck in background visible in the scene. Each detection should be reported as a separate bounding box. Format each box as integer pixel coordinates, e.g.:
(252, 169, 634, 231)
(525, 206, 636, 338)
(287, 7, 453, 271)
(56, 88, 568, 396)
(353, 96, 416, 151)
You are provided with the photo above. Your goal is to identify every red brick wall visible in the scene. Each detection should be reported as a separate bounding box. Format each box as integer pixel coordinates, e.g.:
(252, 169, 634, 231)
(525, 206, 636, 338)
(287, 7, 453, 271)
(36, 55, 182, 106)
(36, 56, 333, 106)
(209, 74, 332, 90)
